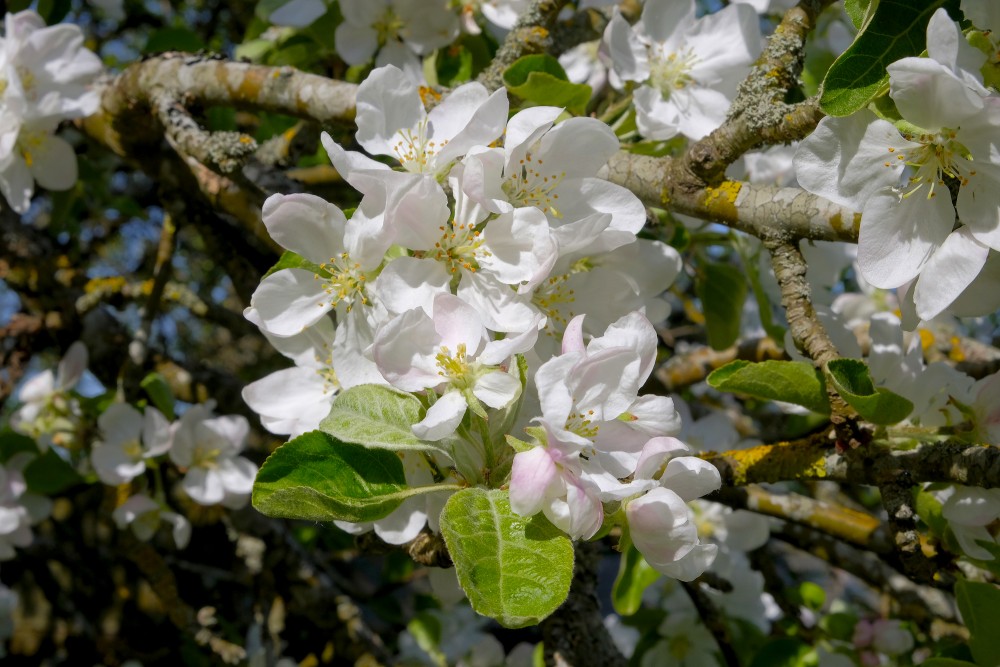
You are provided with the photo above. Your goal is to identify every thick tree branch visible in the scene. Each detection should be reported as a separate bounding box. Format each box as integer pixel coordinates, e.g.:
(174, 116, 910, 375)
(478, 0, 571, 91)
(704, 436, 1000, 490)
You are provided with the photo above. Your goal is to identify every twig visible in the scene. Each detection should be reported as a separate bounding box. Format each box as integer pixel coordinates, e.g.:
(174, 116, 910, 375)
(879, 475, 956, 587)
(478, 0, 571, 91)
(682, 580, 741, 667)
(152, 90, 257, 174)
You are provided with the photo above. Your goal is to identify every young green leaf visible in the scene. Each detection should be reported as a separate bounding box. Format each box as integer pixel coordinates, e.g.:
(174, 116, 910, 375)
(502, 54, 591, 115)
(439, 488, 574, 628)
(612, 538, 661, 616)
(825, 358, 914, 425)
(262, 250, 325, 280)
(254, 430, 419, 522)
(695, 259, 747, 351)
(140, 372, 176, 421)
(955, 579, 1000, 667)
(319, 384, 450, 457)
(707, 360, 830, 414)
(820, 0, 958, 116)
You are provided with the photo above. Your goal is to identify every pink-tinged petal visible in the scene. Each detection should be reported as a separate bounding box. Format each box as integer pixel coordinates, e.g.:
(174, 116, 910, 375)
(660, 456, 722, 501)
(355, 65, 425, 158)
(562, 480, 604, 539)
(888, 57, 985, 129)
(261, 193, 347, 265)
(431, 293, 486, 353)
(794, 114, 914, 209)
(858, 187, 953, 289)
(372, 256, 450, 316)
(181, 468, 225, 505)
(603, 12, 649, 82)
(627, 487, 698, 566)
(509, 447, 559, 517)
(588, 311, 658, 383)
(913, 227, 989, 320)
(561, 315, 587, 356)
(373, 308, 442, 391)
(384, 174, 451, 251)
(413, 391, 467, 441)
(535, 352, 580, 425)
(473, 371, 521, 409)
(456, 271, 541, 334)
(248, 268, 331, 336)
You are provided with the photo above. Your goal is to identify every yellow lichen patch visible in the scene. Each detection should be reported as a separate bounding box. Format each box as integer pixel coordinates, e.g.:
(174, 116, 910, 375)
(708, 438, 828, 486)
(84, 275, 127, 294)
(852, 212, 862, 235)
(529, 26, 549, 40)
(829, 212, 843, 233)
(701, 181, 741, 222)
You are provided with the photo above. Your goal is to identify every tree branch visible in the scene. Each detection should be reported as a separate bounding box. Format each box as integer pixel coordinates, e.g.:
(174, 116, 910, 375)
(478, 0, 571, 91)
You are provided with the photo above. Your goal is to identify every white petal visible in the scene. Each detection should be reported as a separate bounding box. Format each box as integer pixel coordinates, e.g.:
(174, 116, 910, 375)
(412, 391, 467, 441)
(334, 21, 378, 65)
(268, 0, 327, 26)
(217, 457, 257, 496)
(261, 193, 347, 265)
(888, 57, 985, 129)
(603, 12, 650, 82)
(92, 444, 146, 485)
(98, 402, 143, 446)
(181, 468, 225, 505)
(653, 543, 719, 581)
(472, 370, 520, 409)
(355, 65, 425, 158)
(28, 134, 77, 191)
(913, 227, 989, 320)
(660, 456, 722, 502)
(857, 187, 953, 289)
(56, 341, 88, 389)
(372, 256, 450, 316)
(248, 268, 332, 336)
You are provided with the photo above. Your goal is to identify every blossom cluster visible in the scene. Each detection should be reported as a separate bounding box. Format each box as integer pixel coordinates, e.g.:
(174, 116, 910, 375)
(0, 10, 101, 212)
(243, 63, 724, 579)
(795, 7, 1000, 322)
(9, 343, 257, 555)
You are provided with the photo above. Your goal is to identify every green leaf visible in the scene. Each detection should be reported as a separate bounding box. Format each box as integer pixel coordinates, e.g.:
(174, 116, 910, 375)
(23, 449, 82, 495)
(914, 487, 947, 536)
(798, 581, 826, 610)
(820, 612, 859, 642)
(695, 259, 747, 351)
(844, 0, 876, 29)
(37, 0, 71, 23)
(262, 250, 325, 280)
(825, 358, 914, 425)
(955, 580, 1000, 667)
(253, 430, 420, 522)
(0, 430, 38, 461)
(749, 639, 810, 667)
(144, 28, 206, 54)
(319, 385, 449, 456)
(612, 539, 661, 616)
(707, 360, 830, 414)
(439, 488, 574, 628)
(502, 55, 591, 115)
(819, 0, 958, 116)
(140, 373, 176, 421)
(920, 660, 977, 667)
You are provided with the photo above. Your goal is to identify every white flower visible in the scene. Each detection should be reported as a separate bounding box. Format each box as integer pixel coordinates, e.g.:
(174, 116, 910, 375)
(266, 0, 328, 27)
(0, 453, 52, 560)
(795, 9, 1000, 320)
(639, 612, 719, 667)
(604, 0, 761, 140)
(335, 0, 459, 83)
(91, 403, 172, 485)
(942, 486, 1000, 560)
(374, 293, 538, 440)
(112, 493, 191, 549)
(242, 315, 342, 437)
(10, 341, 87, 450)
(353, 65, 508, 177)
(245, 193, 386, 337)
(852, 618, 914, 656)
(169, 404, 256, 509)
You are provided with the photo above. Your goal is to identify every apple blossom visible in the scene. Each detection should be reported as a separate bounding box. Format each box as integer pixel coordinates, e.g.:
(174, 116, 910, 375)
(0, 453, 51, 561)
(604, 0, 761, 140)
(112, 493, 191, 549)
(169, 404, 257, 509)
(10, 341, 87, 450)
(91, 403, 172, 486)
(941, 486, 1000, 560)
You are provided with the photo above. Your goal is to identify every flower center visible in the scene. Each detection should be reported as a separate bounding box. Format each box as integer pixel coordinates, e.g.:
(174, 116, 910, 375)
(317, 252, 369, 311)
(668, 634, 693, 659)
(431, 219, 487, 274)
(502, 151, 565, 217)
(18, 128, 47, 168)
(533, 273, 577, 338)
(436, 343, 473, 388)
(566, 409, 599, 439)
(123, 439, 143, 460)
(373, 7, 405, 45)
(650, 48, 698, 99)
(888, 129, 976, 201)
(391, 119, 448, 173)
